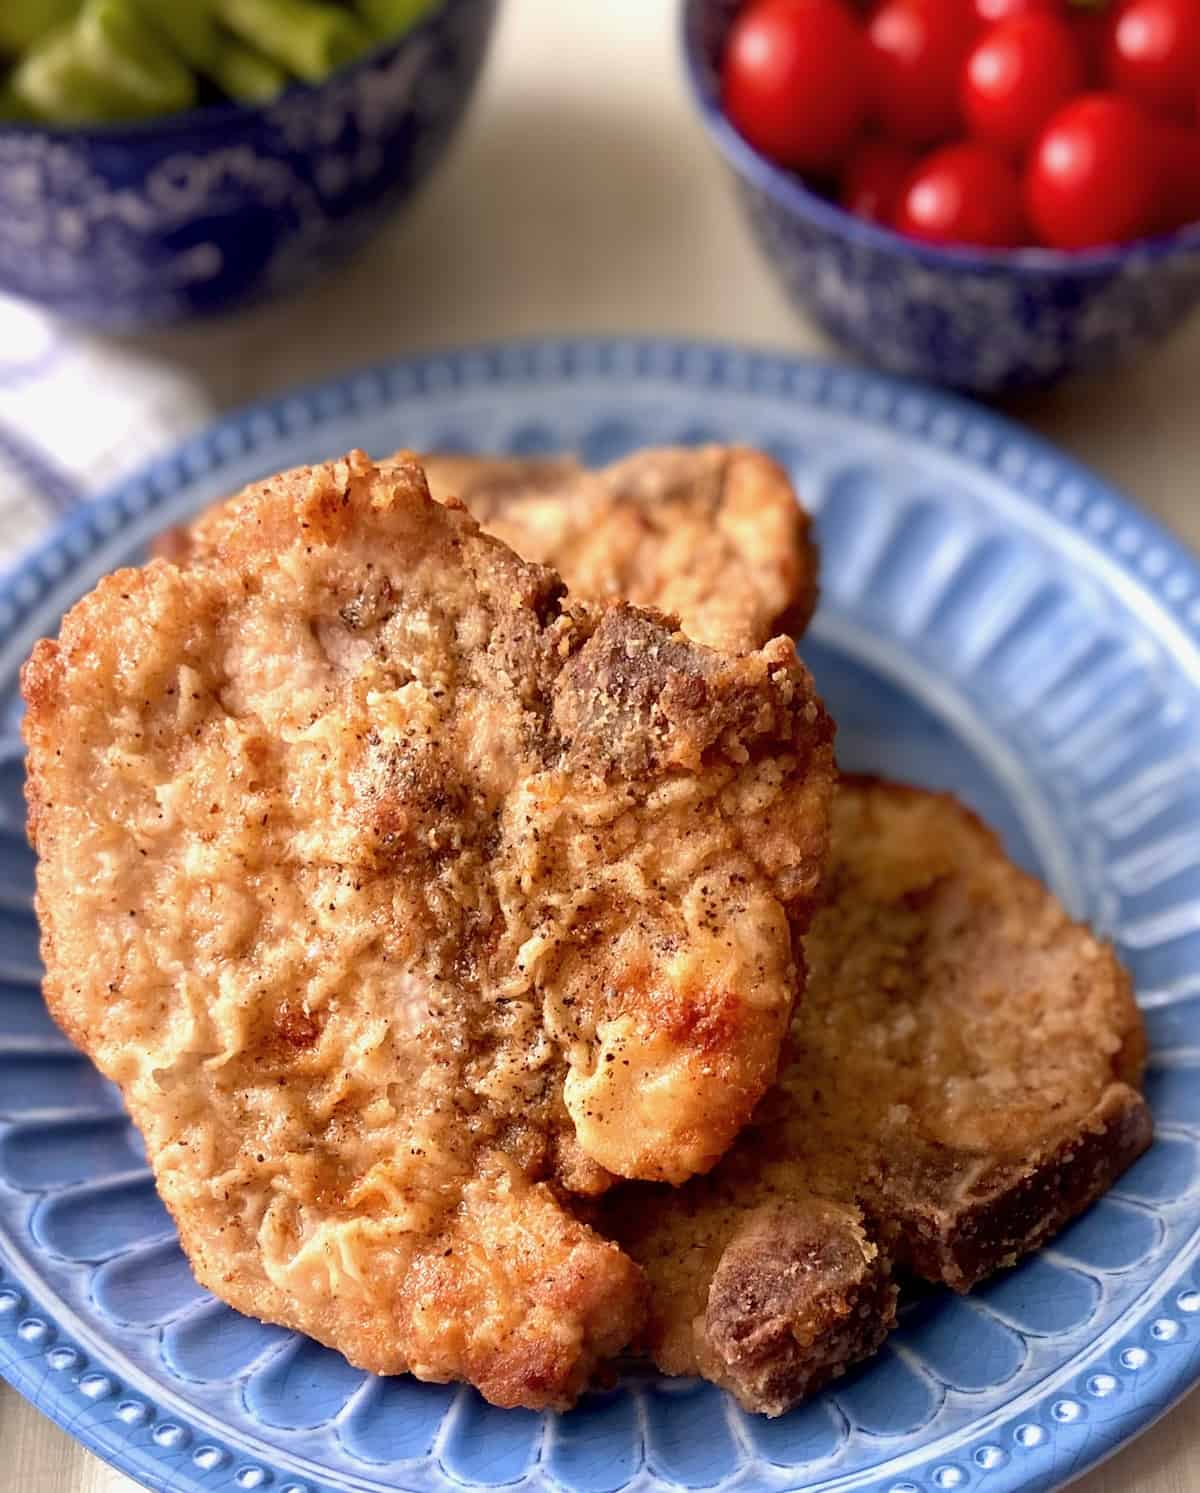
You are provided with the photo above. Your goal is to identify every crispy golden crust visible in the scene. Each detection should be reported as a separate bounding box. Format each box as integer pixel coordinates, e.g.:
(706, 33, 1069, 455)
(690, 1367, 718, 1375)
(163, 446, 818, 654)
(604, 777, 1150, 1414)
(420, 447, 818, 652)
(23, 451, 835, 1409)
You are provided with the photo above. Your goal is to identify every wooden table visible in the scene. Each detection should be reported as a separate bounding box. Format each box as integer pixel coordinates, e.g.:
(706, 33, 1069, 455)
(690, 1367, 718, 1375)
(3, 0, 1200, 1488)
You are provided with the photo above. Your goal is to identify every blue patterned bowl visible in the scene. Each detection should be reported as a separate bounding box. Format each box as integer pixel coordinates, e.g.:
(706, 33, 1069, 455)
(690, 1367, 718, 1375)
(0, 0, 496, 330)
(682, 0, 1200, 393)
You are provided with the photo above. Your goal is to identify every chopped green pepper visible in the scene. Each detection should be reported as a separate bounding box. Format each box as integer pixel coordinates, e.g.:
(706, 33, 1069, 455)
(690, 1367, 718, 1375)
(133, 0, 218, 70)
(208, 34, 287, 102)
(13, 1, 196, 123)
(354, 0, 437, 42)
(0, 0, 81, 58)
(216, 0, 371, 83)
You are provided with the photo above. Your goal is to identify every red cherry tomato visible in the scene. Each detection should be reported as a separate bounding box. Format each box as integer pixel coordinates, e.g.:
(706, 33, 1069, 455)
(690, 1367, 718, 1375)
(963, 15, 1086, 155)
(1025, 93, 1161, 248)
(895, 142, 1028, 245)
(722, 0, 869, 172)
(840, 137, 918, 222)
(973, 0, 1061, 22)
(1104, 0, 1200, 123)
(1073, 11, 1111, 83)
(867, 0, 977, 145)
(1154, 117, 1200, 229)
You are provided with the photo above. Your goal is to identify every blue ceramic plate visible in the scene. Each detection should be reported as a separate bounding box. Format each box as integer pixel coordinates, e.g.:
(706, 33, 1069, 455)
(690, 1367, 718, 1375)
(2, 339, 1200, 1493)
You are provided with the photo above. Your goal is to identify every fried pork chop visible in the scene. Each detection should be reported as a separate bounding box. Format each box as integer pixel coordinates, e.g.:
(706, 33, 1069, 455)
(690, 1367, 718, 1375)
(22, 451, 836, 1409)
(418, 446, 818, 652)
(606, 778, 1151, 1415)
(160, 445, 818, 654)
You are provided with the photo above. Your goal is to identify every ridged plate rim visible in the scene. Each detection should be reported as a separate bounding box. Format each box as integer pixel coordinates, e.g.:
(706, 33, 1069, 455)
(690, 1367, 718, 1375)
(1, 336, 1199, 1493)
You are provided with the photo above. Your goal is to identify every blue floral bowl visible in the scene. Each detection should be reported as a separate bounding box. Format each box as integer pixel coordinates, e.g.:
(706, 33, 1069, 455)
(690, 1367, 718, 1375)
(682, 0, 1200, 393)
(0, 0, 496, 330)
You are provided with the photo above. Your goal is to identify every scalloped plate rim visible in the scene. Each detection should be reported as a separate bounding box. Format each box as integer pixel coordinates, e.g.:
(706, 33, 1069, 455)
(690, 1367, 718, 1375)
(1, 336, 1199, 1493)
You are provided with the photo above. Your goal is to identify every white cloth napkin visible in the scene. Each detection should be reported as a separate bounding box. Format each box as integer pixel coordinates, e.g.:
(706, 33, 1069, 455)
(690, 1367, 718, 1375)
(0, 294, 213, 574)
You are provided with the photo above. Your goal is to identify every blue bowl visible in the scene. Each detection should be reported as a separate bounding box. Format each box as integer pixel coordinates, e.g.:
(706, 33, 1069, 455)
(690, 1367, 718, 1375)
(682, 0, 1200, 392)
(0, 0, 497, 330)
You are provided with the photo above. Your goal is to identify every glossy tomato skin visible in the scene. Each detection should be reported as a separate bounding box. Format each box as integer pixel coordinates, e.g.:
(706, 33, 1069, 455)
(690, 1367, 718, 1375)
(962, 15, 1086, 155)
(1025, 93, 1161, 248)
(867, 0, 977, 145)
(840, 137, 918, 221)
(1104, 0, 1200, 123)
(972, 0, 1062, 23)
(722, 0, 869, 172)
(895, 142, 1028, 245)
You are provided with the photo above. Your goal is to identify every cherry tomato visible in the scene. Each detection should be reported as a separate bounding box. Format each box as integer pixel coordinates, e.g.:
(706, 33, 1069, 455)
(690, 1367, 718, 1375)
(722, 0, 869, 172)
(1154, 117, 1200, 229)
(1073, 11, 1111, 83)
(972, 0, 1061, 23)
(895, 142, 1028, 246)
(962, 15, 1086, 156)
(1104, 0, 1200, 122)
(1025, 93, 1161, 249)
(867, 0, 977, 145)
(840, 137, 918, 222)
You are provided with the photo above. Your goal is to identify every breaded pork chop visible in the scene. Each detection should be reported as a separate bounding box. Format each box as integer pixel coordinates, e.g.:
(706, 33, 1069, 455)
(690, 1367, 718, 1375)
(23, 452, 836, 1409)
(606, 778, 1151, 1416)
(162, 446, 818, 654)
(418, 447, 818, 652)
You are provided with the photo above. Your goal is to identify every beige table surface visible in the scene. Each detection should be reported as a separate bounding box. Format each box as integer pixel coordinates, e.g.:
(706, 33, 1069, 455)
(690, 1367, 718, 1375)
(3, 0, 1200, 1489)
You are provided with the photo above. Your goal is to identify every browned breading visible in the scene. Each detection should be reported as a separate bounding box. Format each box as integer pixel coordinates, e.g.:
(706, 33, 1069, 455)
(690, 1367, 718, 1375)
(161, 445, 818, 654)
(605, 777, 1151, 1416)
(23, 451, 836, 1410)
(422, 446, 818, 651)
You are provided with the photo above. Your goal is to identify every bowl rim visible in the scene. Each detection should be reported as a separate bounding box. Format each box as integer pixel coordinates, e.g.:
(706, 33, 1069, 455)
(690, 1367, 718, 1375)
(679, 0, 1200, 277)
(0, 0, 457, 145)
